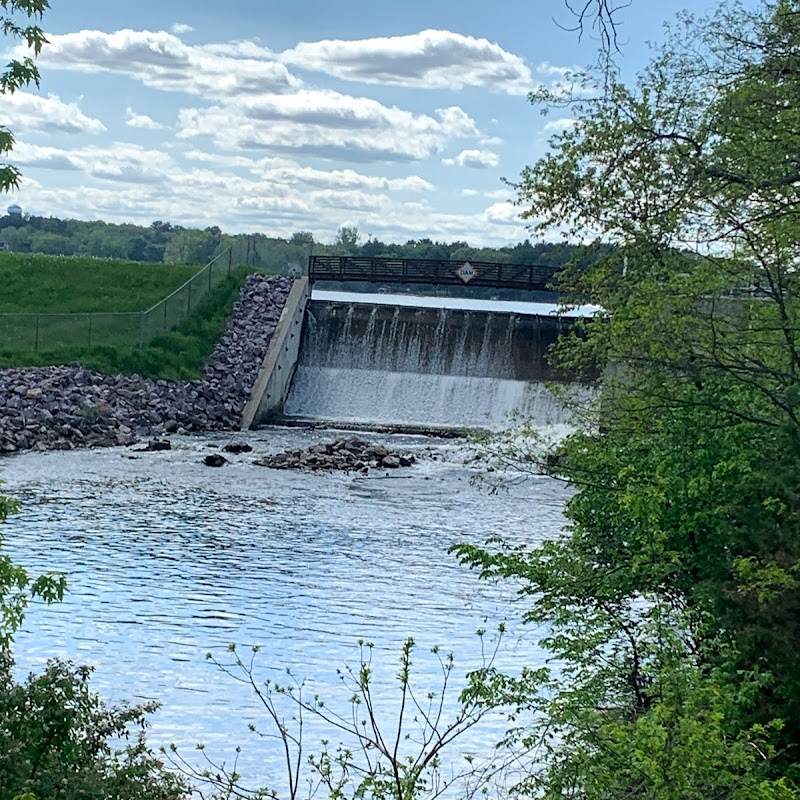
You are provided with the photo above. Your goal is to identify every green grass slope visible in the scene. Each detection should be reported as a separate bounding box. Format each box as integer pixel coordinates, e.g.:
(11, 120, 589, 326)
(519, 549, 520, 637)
(0, 253, 200, 313)
(0, 272, 251, 381)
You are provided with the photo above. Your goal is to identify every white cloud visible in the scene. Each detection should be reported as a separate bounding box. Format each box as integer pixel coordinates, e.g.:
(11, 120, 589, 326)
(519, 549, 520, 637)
(483, 201, 519, 224)
(536, 62, 575, 78)
(125, 107, 164, 130)
(443, 149, 499, 168)
(183, 150, 433, 192)
(543, 117, 577, 132)
(281, 29, 533, 94)
(177, 91, 481, 163)
(12, 140, 431, 204)
(182, 150, 295, 171)
(34, 29, 300, 99)
(171, 23, 193, 34)
(436, 106, 480, 137)
(6, 28, 546, 244)
(462, 187, 513, 199)
(484, 188, 513, 200)
(8, 143, 79, 171)
(18, 179, 530, 244)
(3, 92, 106, 135)
(12, 141, 176, 184)
(10, 140, 527, 244)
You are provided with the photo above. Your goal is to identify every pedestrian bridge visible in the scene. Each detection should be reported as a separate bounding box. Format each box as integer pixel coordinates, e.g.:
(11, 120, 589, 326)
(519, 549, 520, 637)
(308, 255, 559, 293)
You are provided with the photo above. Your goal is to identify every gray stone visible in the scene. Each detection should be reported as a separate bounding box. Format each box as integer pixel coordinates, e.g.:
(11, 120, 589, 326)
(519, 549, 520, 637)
(0, 277, 293, 455)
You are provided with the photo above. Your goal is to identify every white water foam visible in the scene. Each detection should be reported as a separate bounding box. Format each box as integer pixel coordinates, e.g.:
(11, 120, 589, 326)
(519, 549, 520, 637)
(283, 300, 589, 431)
(284, 366, 573, 430)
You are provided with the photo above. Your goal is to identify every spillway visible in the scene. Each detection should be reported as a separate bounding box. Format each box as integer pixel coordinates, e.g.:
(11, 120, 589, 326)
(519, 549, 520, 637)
(283, 299, 580, 431)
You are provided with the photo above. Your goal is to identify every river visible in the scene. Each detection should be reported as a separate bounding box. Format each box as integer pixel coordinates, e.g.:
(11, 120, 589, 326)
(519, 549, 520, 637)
(1, 428, 568, 793)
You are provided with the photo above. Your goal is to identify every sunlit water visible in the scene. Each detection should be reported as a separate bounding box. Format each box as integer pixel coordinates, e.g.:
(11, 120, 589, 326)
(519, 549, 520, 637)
(1, 428, 568, 793)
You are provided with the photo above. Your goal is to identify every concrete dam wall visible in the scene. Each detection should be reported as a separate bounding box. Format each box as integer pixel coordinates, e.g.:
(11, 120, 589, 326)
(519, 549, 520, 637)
(283, 300, 579, 430)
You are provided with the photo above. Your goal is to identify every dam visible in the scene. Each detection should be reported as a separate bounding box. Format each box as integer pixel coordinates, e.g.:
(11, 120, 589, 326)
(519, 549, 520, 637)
(242, 256, 597, 432)
(283, 293, 583, 430)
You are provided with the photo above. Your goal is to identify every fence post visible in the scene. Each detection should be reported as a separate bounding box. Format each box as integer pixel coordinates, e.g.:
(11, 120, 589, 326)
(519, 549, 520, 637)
(35, 314, 40, 352)
(228, 247, 232, 277)
(164, 297, 168, 330)
(208, 263, 212, 291)
(139, 311, 145, 349)
(88, 313, 93, 347)
(187, 280, 192, 314)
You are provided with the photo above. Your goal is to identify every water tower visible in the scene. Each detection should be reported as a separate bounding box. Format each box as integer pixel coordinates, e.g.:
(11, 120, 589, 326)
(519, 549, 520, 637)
(7, 204, 22, 217)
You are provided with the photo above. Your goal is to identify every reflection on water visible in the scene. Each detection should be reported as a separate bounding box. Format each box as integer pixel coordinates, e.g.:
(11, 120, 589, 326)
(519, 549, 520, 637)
(1, 429, 568, 789)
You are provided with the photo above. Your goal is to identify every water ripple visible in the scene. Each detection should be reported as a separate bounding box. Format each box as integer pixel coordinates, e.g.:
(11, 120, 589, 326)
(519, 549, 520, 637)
(1, 429, 568, 788)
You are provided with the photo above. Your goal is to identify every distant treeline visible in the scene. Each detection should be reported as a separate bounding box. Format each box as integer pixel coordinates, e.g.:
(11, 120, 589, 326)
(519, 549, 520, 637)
(0, 215, 594, 273)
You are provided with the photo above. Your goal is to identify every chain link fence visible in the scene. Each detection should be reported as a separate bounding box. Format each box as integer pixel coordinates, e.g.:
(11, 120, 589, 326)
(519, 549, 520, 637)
(0, 238, 310, 353)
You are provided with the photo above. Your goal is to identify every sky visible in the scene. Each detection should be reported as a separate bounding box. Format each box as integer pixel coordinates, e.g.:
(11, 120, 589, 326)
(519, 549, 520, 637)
(2, 0, 726, 246)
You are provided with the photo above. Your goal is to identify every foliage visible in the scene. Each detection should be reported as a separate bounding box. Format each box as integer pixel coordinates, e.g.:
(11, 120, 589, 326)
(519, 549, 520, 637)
(163, 227, 225, 266)
(0, 0, 48, 193)
(0, 654, 188, 800)
(0, 210, 598, 275)
(333, 225, 362, 253)
(169, 633, 510, 800)
(454, 0, 800, 796)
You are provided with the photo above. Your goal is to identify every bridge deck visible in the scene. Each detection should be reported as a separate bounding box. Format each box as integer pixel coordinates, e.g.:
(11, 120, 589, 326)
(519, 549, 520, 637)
(308, 255, 558, 292)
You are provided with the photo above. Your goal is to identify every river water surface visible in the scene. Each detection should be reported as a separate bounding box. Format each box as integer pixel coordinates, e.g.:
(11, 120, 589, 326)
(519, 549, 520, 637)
(1, 428, 568, 792)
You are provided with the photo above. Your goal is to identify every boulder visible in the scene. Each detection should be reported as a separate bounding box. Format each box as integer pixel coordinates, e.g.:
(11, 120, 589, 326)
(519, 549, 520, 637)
(134, 439, 172, 452)
(0, 275, 295, 455)
(255, 439, 419, 473)
(223, 442, 253, 454)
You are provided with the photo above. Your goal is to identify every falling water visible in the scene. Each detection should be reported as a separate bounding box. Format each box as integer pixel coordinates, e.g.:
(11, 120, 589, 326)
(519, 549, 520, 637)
(284, 300, 579, 430)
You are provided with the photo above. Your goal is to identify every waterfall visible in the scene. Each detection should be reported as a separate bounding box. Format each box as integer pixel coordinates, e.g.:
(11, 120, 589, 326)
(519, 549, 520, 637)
(284, 300, 577, 430)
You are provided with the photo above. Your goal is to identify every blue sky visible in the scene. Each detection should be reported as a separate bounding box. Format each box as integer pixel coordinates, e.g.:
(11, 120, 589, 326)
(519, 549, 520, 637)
(3, 0, 727, 245)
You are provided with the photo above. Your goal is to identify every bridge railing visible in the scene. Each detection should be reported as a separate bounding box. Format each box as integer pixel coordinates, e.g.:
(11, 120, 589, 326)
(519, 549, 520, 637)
(308, 255, 559, 292)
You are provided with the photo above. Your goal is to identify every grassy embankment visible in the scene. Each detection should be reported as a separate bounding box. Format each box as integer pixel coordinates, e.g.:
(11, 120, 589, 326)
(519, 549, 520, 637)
(0, 253, 251, 380)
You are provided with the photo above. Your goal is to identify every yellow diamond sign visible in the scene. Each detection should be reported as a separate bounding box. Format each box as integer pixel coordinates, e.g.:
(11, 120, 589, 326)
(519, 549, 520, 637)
(455, 261, 477, 284)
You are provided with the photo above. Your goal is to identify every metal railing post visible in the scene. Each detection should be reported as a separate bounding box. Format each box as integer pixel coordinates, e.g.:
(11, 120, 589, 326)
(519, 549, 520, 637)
(139, 311, 145, 348)
(88, 313, 93, 347)
(35, 313, 40, 352)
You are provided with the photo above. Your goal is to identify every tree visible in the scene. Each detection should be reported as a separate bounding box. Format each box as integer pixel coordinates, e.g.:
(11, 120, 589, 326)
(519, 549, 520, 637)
(557, 0, 628, 55)
(455, 0, 800, 795)
(163, 229, 220, 265)
(1, 1, 49, 193)
(0, 656, 188, 800)
(169, 633, 510, 800)
(289, 231, 315, 248)
(334, 225, 361, 252)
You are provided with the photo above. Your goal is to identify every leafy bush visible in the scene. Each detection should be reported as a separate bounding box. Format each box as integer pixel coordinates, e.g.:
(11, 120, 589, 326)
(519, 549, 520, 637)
(0, 654, 188, 800)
